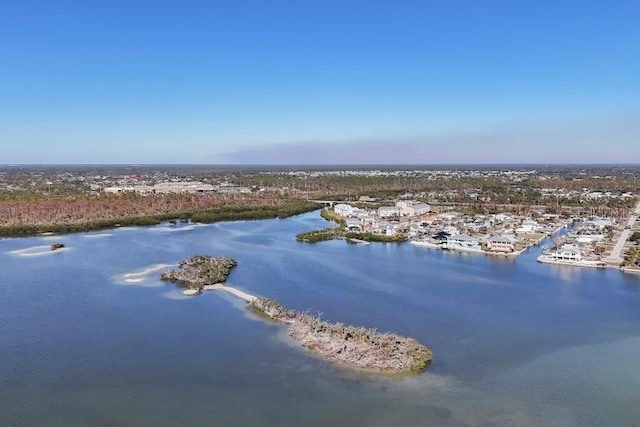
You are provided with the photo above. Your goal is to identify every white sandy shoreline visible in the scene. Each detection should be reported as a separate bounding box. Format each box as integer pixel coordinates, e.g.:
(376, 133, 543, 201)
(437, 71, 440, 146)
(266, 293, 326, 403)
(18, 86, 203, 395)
(8, 245, 70, 257)
(202, 283, 257, 302)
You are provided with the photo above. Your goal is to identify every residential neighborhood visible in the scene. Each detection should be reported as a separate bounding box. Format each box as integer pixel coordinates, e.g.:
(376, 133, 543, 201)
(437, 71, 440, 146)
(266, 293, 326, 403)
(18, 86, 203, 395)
(324, 195, 640, 272)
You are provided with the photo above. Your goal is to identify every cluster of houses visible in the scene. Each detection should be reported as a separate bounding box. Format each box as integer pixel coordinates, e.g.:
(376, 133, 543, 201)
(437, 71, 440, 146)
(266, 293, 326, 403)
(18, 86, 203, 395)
(540, 217, 614, 264)
(331, 202, 572, 255)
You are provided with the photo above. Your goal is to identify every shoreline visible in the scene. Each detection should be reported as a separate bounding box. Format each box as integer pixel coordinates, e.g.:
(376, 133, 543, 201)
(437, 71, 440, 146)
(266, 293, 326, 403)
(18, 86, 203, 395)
(411, 240, 526, 259)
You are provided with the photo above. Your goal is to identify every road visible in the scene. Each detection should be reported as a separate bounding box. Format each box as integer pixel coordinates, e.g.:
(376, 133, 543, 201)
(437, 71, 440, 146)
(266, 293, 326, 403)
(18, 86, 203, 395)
(604, 201, 640, 265)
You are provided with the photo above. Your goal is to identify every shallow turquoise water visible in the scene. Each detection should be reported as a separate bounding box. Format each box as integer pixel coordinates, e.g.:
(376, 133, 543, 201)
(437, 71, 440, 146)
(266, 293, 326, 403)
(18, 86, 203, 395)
(1, 211, 639, 426)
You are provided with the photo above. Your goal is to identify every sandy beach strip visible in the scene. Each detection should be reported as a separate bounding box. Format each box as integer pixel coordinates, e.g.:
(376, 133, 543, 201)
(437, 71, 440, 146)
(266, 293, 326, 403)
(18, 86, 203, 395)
(8, 245, 69, 256)
(203, 283, 257, 302)
(124, 264, 174, 278)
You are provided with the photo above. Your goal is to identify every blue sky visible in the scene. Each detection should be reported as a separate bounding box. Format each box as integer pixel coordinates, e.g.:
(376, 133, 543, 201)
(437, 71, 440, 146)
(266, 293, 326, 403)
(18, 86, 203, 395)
(1, 0, 638, 164)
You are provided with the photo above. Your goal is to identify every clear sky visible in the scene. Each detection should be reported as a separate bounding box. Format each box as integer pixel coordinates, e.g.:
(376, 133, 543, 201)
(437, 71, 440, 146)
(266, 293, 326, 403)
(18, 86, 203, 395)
(1, 0, 638, 164)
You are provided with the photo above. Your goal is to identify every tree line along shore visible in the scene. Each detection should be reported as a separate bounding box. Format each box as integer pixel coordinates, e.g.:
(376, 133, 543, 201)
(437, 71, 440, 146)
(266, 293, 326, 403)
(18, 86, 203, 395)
(161, 255, 433, 373)
(0, 198, 320, 237)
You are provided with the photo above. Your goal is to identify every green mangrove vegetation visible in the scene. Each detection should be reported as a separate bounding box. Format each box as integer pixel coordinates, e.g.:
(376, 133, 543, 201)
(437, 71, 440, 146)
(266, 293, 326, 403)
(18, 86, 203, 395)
(189, 201, 319, 223)
(161, 255, 238, 289)
(295, 229, 341, 243)
(0, 200, 320, 237)
(319, 208, 346, 227)
(296, 208, 345, 243)
(344, 232, 408, 243)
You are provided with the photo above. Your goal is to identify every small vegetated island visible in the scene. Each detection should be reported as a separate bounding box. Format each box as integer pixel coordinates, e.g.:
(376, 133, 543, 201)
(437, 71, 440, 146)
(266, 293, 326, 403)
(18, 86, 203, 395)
(161, 255, 432, 373)
(161, 255, 238, 291)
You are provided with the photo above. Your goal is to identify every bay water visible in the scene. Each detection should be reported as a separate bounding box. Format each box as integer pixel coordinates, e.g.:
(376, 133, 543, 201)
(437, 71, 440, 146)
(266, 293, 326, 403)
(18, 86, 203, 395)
(1, 211, 639, 426)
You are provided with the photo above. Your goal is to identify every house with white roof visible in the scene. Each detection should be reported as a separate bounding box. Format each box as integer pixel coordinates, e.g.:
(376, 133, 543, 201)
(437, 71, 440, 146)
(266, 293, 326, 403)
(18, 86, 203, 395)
(412, 203, 431, 216)
(384, 225, 396, 235)
(516, 219, 541, 234)
(378, 206, 401, 218)
(334, 204, 354, 217)
(446, 234, 481, 251)
(548, 244, 583, 261)
(583, 218, 614, 230)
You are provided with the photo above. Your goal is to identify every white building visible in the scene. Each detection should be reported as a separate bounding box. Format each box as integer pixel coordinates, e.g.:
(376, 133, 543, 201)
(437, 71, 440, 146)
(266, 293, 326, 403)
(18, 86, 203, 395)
(334, 204, 354, 217)
(153, 182, 215, 194)
(345, 218, 362, 231)
(104, 182, 214, 195)
(583, 218, 614, 230)
(548, 244, 583, 261)
(412, 203, 431, 216)
(382, 225, 396, 235)
(516, 219, 541, 234)
(378, 206, 401, 218)
(576, 234, 604, 244)
(446, 234, 481, 251)
(396, 201, 414, 216)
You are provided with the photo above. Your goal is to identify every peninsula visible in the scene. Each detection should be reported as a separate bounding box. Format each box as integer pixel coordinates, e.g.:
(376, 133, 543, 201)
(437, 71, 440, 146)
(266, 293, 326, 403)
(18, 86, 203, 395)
(161, 255, 433, 373)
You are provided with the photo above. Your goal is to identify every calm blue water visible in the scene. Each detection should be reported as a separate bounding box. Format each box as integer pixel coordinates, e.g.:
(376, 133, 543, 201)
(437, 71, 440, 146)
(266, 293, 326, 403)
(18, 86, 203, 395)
(1, 211, 639, 426)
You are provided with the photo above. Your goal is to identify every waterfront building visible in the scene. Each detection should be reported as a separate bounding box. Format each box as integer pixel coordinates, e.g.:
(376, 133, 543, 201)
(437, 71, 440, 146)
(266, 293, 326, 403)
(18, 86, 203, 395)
(374, 224, 397, 235)
(487, 235, 516, 252)
(548, 244, 583, 261)
(446, 234, 481, 251)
